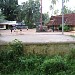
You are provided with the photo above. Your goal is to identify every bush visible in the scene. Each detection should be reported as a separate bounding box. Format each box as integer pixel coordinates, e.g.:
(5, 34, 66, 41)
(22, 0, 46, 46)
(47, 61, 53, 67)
(0, 50, 17, 74)
(9, 39, 24, 56)
(18, 57, 35, 70)
(1, 39, 75, 75)
(68, 49, 75, 60)
(59, 24, 70, 32)
(41, 55, 68, 74)
(0, 39, 24, 74)
(64, 25, 70, 32)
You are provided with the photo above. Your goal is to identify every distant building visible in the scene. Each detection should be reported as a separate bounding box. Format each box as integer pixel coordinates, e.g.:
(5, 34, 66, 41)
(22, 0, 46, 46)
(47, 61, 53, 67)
(0, 21, 26, 29)
(0, 21, 16, 29)
(46, 13, 75, 31)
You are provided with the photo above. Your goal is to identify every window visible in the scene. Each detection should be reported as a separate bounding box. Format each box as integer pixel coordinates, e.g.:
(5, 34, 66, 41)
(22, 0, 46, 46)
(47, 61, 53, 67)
(0, 25, 4, 28)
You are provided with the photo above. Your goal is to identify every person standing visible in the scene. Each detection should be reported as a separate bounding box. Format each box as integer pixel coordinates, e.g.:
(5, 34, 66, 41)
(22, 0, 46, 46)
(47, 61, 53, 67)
(27, 26, 28, 30)
(10, 28, 13, 33)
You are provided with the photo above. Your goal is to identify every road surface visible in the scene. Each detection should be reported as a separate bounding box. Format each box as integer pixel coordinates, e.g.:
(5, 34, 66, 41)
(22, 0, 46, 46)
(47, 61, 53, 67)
(0, 29, 75, 44)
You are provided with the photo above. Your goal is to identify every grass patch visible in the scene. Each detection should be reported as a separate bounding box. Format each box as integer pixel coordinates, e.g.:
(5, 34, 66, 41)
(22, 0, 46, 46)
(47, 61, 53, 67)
(0, 40, 75, 75)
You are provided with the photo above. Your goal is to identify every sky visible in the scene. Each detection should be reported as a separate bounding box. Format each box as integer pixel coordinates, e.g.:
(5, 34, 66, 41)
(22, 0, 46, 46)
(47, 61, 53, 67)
(18, 0, 75, 17)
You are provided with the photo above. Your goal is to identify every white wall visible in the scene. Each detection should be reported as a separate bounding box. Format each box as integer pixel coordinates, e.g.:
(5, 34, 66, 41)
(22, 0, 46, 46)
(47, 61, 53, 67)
(0, 25, 6, 29)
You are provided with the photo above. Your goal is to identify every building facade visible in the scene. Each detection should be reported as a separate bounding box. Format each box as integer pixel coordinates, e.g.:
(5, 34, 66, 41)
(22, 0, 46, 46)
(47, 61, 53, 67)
(46, 13, 75, 31)
(0, 21, 26, 30)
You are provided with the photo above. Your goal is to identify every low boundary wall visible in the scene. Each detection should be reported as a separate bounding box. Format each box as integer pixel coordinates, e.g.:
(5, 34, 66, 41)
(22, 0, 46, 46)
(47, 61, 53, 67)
(0, 42, 75, 55)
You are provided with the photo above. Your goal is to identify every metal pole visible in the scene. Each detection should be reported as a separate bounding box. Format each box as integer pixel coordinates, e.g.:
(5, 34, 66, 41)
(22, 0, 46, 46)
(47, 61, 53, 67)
(62, 0, 64, 34)
(40, 0, 42, 26)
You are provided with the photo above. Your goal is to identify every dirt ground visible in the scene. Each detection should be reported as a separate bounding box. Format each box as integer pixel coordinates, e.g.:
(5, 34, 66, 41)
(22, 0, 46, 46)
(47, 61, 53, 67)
(0, 29, 75, 44)
(0, 29, 75, 36)
(0, 29, 36, 35)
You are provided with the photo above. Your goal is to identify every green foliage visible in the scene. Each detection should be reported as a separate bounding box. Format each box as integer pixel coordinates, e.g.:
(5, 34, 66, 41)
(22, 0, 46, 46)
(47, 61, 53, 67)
(41, 55, 68, 75)
(21, 0, 40, 28)
(50, 0, 58, 15)
(0, 0, 18, 20)
(42, 13, 50, 24)
(0, 40, 75, 75)
(0, 39, 24, 74)
(9, 39, 24, 56)
(62, 5, 73, 14)
(64, 25, 70, 31)
(59, 24, 70, 32)
(0, 11, 5, 23)
(67, 49, 75, 60)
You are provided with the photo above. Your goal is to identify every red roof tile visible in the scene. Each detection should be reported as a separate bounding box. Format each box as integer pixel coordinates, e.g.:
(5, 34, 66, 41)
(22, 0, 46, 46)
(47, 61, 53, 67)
(47, 13, 75, 26)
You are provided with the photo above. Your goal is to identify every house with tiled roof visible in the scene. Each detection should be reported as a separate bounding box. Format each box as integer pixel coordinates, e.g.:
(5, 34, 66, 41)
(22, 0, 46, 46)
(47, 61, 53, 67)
(46, 13, 75, 31)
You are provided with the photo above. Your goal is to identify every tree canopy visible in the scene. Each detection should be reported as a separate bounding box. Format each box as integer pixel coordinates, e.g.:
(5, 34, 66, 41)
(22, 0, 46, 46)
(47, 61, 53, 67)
(0, 11, 5, 23)
(50, 0, 69, 16)
(21, 0, 49, 28)
(21, 0, 41, 28)
(0, 0, 18, 21)
(0, 0, 49, 28)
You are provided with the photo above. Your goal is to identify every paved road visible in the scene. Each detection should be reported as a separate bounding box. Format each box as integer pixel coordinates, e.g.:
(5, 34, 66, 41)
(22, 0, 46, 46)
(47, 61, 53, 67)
(0, 34, 75, 43)
(0, 29, 75, 43)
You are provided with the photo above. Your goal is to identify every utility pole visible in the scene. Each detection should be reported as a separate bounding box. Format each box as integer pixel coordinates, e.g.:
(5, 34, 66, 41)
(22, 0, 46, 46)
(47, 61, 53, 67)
(40, 0, 42, 26)
(62, 0, 64, 34)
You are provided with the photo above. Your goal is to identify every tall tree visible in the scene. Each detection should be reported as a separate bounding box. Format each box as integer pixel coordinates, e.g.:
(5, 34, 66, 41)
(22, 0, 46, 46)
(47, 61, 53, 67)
(50, 0, 58, 15)
(62, 5, 73, 14)
(21, 0, 41, 28)
(0, 0, 18, 21)
(54, 9, 59, 15)
(42, 13, 50, 24)
(50, 0, 69, 16)
(16, 5, 23, 22)
(0, 10, 5, 22)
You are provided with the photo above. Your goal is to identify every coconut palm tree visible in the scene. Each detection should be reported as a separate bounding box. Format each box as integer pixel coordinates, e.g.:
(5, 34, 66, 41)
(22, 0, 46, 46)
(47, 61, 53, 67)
(50, 0, 58, 15)
(50, 0, 69, 15)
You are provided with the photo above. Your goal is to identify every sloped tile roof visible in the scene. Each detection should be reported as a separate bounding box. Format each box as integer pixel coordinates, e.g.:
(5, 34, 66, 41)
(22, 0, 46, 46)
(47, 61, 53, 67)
(47, 13, 75, 26)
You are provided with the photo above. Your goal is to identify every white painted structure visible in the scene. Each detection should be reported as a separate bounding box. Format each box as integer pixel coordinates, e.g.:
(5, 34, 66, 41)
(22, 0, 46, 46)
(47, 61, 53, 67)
(0, 21, 16, 29)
